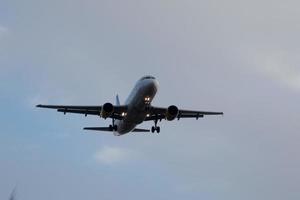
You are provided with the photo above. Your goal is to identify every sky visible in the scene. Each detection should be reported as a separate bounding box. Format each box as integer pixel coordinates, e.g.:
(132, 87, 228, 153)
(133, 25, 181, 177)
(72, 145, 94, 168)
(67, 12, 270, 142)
(0, 0, 300, 199)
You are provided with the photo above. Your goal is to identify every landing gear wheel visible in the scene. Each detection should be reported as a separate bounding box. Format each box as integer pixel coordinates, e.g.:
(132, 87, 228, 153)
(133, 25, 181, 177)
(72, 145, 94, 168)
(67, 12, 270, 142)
(113, 125, 118, 131)
(151, 126, 160, 133)
(152, 117, 161, 133)
(110, 117, 117, 131)
(157, 126, 160, 133)
(151, 126, 155, 133)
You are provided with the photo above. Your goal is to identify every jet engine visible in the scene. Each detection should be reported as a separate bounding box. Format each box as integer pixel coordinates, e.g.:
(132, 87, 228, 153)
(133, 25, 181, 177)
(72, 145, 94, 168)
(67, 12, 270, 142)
(101, 103, 114, 118)
(166, 105, 179, 121)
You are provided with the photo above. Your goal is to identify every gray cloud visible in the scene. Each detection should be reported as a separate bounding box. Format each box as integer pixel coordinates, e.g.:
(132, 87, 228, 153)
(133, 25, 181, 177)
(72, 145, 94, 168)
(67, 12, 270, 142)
(1, 0, 300, 200)
(94, 146, 137, 165)
(0, 25, 8, 36)
(255, 50, 300, 90)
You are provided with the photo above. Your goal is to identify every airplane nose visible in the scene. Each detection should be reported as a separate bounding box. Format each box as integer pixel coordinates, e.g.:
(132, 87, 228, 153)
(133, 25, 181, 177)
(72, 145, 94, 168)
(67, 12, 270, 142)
(149, 79, 159, 90)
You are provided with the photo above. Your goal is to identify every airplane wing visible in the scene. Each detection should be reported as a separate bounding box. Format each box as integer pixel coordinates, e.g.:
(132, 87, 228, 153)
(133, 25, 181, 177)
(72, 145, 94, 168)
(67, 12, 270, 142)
(145, 106, 223, 121)
(36, 104, 127, 120)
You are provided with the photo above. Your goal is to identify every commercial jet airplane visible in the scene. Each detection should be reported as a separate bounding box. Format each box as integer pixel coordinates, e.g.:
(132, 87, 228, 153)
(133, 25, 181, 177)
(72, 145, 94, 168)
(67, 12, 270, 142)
(37, 76, 223, 136)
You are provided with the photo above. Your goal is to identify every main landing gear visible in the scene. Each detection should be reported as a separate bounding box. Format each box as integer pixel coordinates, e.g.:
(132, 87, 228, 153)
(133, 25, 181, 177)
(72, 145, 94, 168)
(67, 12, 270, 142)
(109, 125, 118, 131)
(151, 118, 160, 133)
(109, 118, 118, 131)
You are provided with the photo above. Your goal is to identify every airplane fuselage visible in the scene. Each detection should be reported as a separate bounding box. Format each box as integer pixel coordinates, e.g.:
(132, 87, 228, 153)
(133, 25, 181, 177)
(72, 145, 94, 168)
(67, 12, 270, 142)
(115, 78, 158, 135)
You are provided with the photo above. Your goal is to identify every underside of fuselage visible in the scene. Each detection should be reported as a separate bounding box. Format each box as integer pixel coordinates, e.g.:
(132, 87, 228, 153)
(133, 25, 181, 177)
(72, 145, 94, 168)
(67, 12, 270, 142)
(115, 78, 158, 135)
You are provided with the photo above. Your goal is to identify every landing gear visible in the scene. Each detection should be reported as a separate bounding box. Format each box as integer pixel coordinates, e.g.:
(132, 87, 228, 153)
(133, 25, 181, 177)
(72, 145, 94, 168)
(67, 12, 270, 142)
(109, 125, 118, 131)
(151, 117, 160, 133)
(151, 126, 160, 133)
(109, 118, 118, 131)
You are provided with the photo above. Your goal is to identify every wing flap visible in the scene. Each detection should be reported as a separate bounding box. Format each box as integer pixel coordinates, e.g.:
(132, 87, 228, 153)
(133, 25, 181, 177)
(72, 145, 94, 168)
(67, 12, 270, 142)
(150, 106, 223, 116)
(180, 110, 223, 115)
(57, 109, 99, 115)
(179, 114, 204, 118)
(56, 109, 124, 120)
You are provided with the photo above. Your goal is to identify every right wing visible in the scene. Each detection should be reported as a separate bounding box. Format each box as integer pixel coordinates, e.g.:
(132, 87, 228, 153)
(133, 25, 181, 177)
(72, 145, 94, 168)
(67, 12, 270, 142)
(145, 106, 223, 121)
(36, 104, 127, 120)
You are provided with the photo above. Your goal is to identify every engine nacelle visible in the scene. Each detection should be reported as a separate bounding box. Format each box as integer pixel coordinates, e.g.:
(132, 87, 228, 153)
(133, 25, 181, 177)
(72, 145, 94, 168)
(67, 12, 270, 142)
(166, 105, 179, 121)
(101, 103, 114, 119)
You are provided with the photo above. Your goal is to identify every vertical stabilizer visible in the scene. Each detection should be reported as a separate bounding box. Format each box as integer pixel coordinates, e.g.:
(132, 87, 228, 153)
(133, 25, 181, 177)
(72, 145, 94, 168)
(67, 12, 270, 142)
(9, 187, 16, 200)
(116, 95, 120, 105)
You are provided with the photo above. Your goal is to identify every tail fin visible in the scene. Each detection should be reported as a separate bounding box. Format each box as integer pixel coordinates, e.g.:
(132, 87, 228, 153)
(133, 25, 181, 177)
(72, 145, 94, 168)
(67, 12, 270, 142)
(116, 94, 120, 105)
(9, 187, 16, 200)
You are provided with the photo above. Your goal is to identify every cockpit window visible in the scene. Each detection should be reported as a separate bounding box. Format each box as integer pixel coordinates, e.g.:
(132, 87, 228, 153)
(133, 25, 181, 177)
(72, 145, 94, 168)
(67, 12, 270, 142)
(140, 76, 155, 80)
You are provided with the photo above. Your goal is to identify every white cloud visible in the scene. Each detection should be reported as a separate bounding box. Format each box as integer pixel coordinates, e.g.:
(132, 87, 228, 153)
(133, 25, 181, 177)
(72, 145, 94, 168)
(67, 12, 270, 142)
(262, 57, 300, 89)
(94, 146, 134, 165)
(252, 49, 300, 90)
(0, 25, 8, 37)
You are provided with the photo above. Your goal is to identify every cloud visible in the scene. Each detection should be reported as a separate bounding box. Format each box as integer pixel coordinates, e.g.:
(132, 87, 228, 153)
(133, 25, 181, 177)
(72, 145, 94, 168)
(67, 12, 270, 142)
(262, 57, 300, 89)
(0, 25, 8, 37)
(94, 146, 134, 165)
(251, 49, 300, 90)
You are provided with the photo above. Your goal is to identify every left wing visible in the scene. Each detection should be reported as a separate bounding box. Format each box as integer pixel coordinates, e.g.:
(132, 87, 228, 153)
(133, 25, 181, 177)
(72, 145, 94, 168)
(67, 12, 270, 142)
(145, 106, 223, 121)
(36, 104, 127, 120)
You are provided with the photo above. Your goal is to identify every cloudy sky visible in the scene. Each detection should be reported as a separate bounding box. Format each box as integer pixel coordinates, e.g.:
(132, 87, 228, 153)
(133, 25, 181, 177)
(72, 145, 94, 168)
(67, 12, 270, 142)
(1, 0, 300, 199)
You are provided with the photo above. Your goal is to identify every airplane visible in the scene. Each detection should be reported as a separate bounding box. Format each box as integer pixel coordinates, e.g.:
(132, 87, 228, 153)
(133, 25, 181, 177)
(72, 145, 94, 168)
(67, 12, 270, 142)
(37, 76, 223, 136)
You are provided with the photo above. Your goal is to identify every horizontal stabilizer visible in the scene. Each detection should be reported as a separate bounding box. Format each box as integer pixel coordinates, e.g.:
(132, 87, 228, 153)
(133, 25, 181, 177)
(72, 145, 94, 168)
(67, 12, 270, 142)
(83, 127, 150, 132)
(132, 128, 150, 132)
(83, 127, 113, 132)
